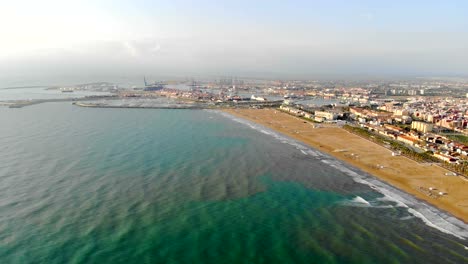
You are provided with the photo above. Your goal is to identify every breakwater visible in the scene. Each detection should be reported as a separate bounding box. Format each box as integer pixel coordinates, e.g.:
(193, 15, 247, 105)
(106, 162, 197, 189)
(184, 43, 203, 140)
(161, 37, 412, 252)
(4, 95, 118, 108)
(73, 101, 206, 109)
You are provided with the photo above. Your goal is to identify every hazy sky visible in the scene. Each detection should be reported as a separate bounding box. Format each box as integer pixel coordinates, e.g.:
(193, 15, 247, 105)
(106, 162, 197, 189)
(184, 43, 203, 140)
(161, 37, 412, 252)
(1, 0, 468, 80)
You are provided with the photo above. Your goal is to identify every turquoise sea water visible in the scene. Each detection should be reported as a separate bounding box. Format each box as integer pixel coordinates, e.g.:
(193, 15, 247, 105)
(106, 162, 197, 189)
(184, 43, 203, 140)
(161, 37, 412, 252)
(0, 103, 467, 263)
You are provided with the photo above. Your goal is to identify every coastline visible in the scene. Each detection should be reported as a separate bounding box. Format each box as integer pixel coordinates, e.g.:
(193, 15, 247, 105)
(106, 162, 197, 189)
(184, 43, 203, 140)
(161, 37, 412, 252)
(222, 108, 468, 225)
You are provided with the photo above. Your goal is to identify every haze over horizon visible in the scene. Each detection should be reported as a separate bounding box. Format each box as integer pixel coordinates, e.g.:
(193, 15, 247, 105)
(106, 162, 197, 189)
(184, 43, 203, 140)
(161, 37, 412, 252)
(1, 0, 468, 82)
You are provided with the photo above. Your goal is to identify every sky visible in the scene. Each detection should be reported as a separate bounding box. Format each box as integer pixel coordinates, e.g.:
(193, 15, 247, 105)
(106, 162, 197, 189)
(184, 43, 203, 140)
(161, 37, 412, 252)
(1, 0, 468, 82)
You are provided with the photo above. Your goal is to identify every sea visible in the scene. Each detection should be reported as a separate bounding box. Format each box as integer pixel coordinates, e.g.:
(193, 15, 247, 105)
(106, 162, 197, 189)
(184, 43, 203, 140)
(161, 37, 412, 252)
(0, 87, 467, 263)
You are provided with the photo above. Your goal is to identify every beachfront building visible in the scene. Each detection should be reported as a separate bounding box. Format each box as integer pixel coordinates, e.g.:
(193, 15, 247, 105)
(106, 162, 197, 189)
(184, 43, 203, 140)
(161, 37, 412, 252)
(315, 116, 325, 122)
(384, 124, 404, 134)
(411, 121, 434, 133)
(314, 111, 336, 121)
(434, 153, 458, 163)
(397, 135, 421, 146)
(280, 105, 305, 117)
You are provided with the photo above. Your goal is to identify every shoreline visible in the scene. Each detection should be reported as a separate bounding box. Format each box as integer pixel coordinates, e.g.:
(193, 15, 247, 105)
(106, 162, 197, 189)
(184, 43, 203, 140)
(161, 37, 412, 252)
(222, 108, 468, 226)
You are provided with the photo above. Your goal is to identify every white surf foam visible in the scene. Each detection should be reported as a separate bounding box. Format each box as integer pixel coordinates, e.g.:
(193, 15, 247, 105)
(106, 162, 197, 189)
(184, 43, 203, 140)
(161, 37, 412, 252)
(375, 194, 408, 208)
(407, 208, 466, 240)
(340, 196, 395, 209)
(353, 196, 371, 205)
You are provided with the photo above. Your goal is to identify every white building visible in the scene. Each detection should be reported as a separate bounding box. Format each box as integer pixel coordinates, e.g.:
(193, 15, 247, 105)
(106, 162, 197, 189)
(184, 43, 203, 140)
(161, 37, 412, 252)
(411, 121, 433, 133)
(314, 111, 336, 121)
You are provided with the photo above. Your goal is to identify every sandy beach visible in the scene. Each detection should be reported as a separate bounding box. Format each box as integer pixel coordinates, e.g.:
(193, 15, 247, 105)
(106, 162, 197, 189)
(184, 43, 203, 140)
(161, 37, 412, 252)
(224, 108, 468, 223)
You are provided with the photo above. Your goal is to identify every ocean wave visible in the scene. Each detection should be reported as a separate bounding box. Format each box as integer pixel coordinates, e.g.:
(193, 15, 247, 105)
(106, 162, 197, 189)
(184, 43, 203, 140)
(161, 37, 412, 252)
(340, 196, 371, 207)
(340, 196, 395, 209)
(216, 110, 468, 241)
(399, 215, 415, 221)
(322, 155, 468, 241)
(353, 196, 371, 205)
(407, 208, 466, 240)
(375, 196, 408, 208)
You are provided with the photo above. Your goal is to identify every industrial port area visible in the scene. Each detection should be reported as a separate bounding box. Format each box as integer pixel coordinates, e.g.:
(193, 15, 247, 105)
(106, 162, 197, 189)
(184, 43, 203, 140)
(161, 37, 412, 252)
(3, 77, 468, 112)
(0, 77, 468, 113)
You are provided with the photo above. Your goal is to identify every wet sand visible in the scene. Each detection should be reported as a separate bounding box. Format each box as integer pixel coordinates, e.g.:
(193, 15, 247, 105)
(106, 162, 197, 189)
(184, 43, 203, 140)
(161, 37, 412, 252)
(224, 108, 468, 223)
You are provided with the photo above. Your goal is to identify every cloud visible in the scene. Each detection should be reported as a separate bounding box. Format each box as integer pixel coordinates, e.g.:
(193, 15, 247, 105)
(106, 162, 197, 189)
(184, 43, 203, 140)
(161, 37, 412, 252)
(150, 45, 162, 55)
(123, 42, 139, 57)
(121, 40, 162, 58)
